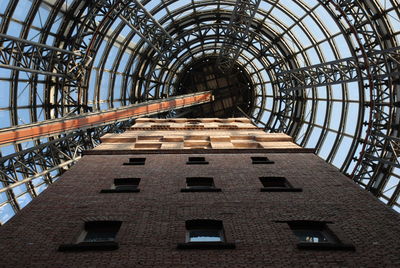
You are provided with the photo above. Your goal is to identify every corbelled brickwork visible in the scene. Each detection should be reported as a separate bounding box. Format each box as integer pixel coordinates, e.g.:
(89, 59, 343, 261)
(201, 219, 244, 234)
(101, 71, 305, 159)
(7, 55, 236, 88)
(0, 119, 399, 267)
(97, 118, 301, 150)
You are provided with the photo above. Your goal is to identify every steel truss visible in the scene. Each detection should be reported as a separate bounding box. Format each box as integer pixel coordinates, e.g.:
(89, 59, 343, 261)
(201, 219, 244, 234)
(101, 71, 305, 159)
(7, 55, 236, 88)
(296, 0, 399, 207)
(80, 0, 297, 129)
(0, 121, 132, 213)
(81, 0, 185, 100)
(276, 46, 400, 92)
(0, 33, 91, 116)
(216, 0, 262, 73)
(181, 24, 298, 133)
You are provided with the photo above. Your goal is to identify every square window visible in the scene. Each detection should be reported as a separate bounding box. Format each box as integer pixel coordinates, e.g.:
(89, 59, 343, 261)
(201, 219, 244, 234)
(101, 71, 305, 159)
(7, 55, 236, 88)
(123, 157, 145, 165)
(59, 221, 121, 251)
(187, 177, 214, 188)
(189, 229, 223, 242)
(251, 156, 274, 164)
(177, 220, 235, 249)
(259, 177, 302, 192)
(187, 220, 224, 243)
(181, 177, 221, 192)
(287, 221, 355, 251)
(186, 156, 209, 165)
(83, 221, 121, 243)
(114, 178, 140, 191)
(260, 177, 289, 188)
(100, 178, 140, 193)
(289, 221, 337, 245)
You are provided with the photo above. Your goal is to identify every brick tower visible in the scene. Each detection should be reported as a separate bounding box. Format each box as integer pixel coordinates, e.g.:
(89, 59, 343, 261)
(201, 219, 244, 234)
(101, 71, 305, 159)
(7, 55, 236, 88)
(0, 118, 399, 267)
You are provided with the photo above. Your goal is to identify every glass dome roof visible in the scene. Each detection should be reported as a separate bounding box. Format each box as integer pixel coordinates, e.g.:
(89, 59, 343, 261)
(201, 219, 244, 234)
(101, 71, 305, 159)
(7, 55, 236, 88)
(0, 0, 400, 223)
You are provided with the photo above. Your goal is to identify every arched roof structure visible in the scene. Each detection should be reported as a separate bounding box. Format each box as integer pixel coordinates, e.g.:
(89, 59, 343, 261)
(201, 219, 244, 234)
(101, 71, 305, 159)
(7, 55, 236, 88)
(0, 0, 400, 223)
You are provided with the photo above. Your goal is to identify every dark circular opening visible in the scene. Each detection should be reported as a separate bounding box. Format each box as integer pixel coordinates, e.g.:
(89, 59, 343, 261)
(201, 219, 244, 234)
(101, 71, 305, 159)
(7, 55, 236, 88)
(174, 56, 254, 118)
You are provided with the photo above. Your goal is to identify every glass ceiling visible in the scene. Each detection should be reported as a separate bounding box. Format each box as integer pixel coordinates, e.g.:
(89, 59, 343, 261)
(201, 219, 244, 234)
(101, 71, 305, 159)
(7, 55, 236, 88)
(1, 0, 400, 223)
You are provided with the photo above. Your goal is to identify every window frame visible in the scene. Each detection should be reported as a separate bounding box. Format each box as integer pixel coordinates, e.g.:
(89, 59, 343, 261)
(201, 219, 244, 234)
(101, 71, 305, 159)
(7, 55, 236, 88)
(123, 157, 146, 165)
(286, 220, 355, 251)
(58, 221, 122, 251)
(186, 228, 225, 243)
(177, 219, 235, 249)
(100, 178, 141, 193)
(181, 177, 221, 192)
(186, 156, 209, 165)
(259, 177, 302, 192)
(251, 156, 274, 164)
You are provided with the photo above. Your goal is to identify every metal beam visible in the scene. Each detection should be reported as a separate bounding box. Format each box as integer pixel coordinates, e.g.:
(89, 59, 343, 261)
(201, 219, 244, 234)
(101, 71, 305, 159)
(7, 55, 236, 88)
(0, 33, 91, 117)
(0, 91, 212, 219)
(216, 0, 261, 73)
(0, 91, 213, 146)
(0, 124, 123, 217)
(119, 0, 181, 62)
(90, 0, 186, 100)
(319, 0, 398, 209)
(0, 33, 84, 76)
(276, 46, 400, 92)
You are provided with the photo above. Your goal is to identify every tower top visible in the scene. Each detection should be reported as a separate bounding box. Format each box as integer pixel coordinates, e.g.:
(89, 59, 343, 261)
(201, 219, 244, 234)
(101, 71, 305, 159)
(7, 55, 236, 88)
(94, 118, 302, 152)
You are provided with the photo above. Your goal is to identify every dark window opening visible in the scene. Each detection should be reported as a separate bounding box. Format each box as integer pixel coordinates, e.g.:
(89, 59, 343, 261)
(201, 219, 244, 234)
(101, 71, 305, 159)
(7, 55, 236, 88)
(181, 177, 221, 192)
(287, 221, 355, 251)
(260, 177, 289, 187)
(186, 156, 209, 165)
(83, 221, 121, 242)
(100, 178, 141, 193)
(259, 177, 302, 192)
(251, 156, 274, 164)
(123, 157, 146, 166)
(114, 178, 140, 190)
(59, 221, 121, 251)
(177, 220, 235, 249)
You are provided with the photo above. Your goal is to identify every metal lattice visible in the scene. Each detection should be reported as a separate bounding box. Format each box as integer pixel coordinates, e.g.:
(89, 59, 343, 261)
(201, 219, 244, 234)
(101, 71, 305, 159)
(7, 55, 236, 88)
(1, 0, 400, 223)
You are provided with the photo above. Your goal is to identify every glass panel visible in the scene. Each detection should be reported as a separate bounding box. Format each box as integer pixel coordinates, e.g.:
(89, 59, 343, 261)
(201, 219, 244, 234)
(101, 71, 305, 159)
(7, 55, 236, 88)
(115, 185, 138, 191)
(293, 229, 330, 243)
(0, 203, 15, 224)
(189, 230, 222, 242)
(84, 231, 116, 242)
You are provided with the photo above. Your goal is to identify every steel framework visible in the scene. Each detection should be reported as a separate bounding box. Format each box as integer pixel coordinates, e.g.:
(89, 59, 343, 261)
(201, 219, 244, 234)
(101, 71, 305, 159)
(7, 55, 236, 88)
(1, 0, 400, 223)
(0, 91, 212, 218)
(0, 33, 90, 117)
(216, 0, 262, 73)
(276, 47, 400, 92)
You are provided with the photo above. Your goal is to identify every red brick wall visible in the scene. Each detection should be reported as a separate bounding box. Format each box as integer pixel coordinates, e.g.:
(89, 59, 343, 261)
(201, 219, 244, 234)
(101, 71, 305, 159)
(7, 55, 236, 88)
(0, 152, 399, 267)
